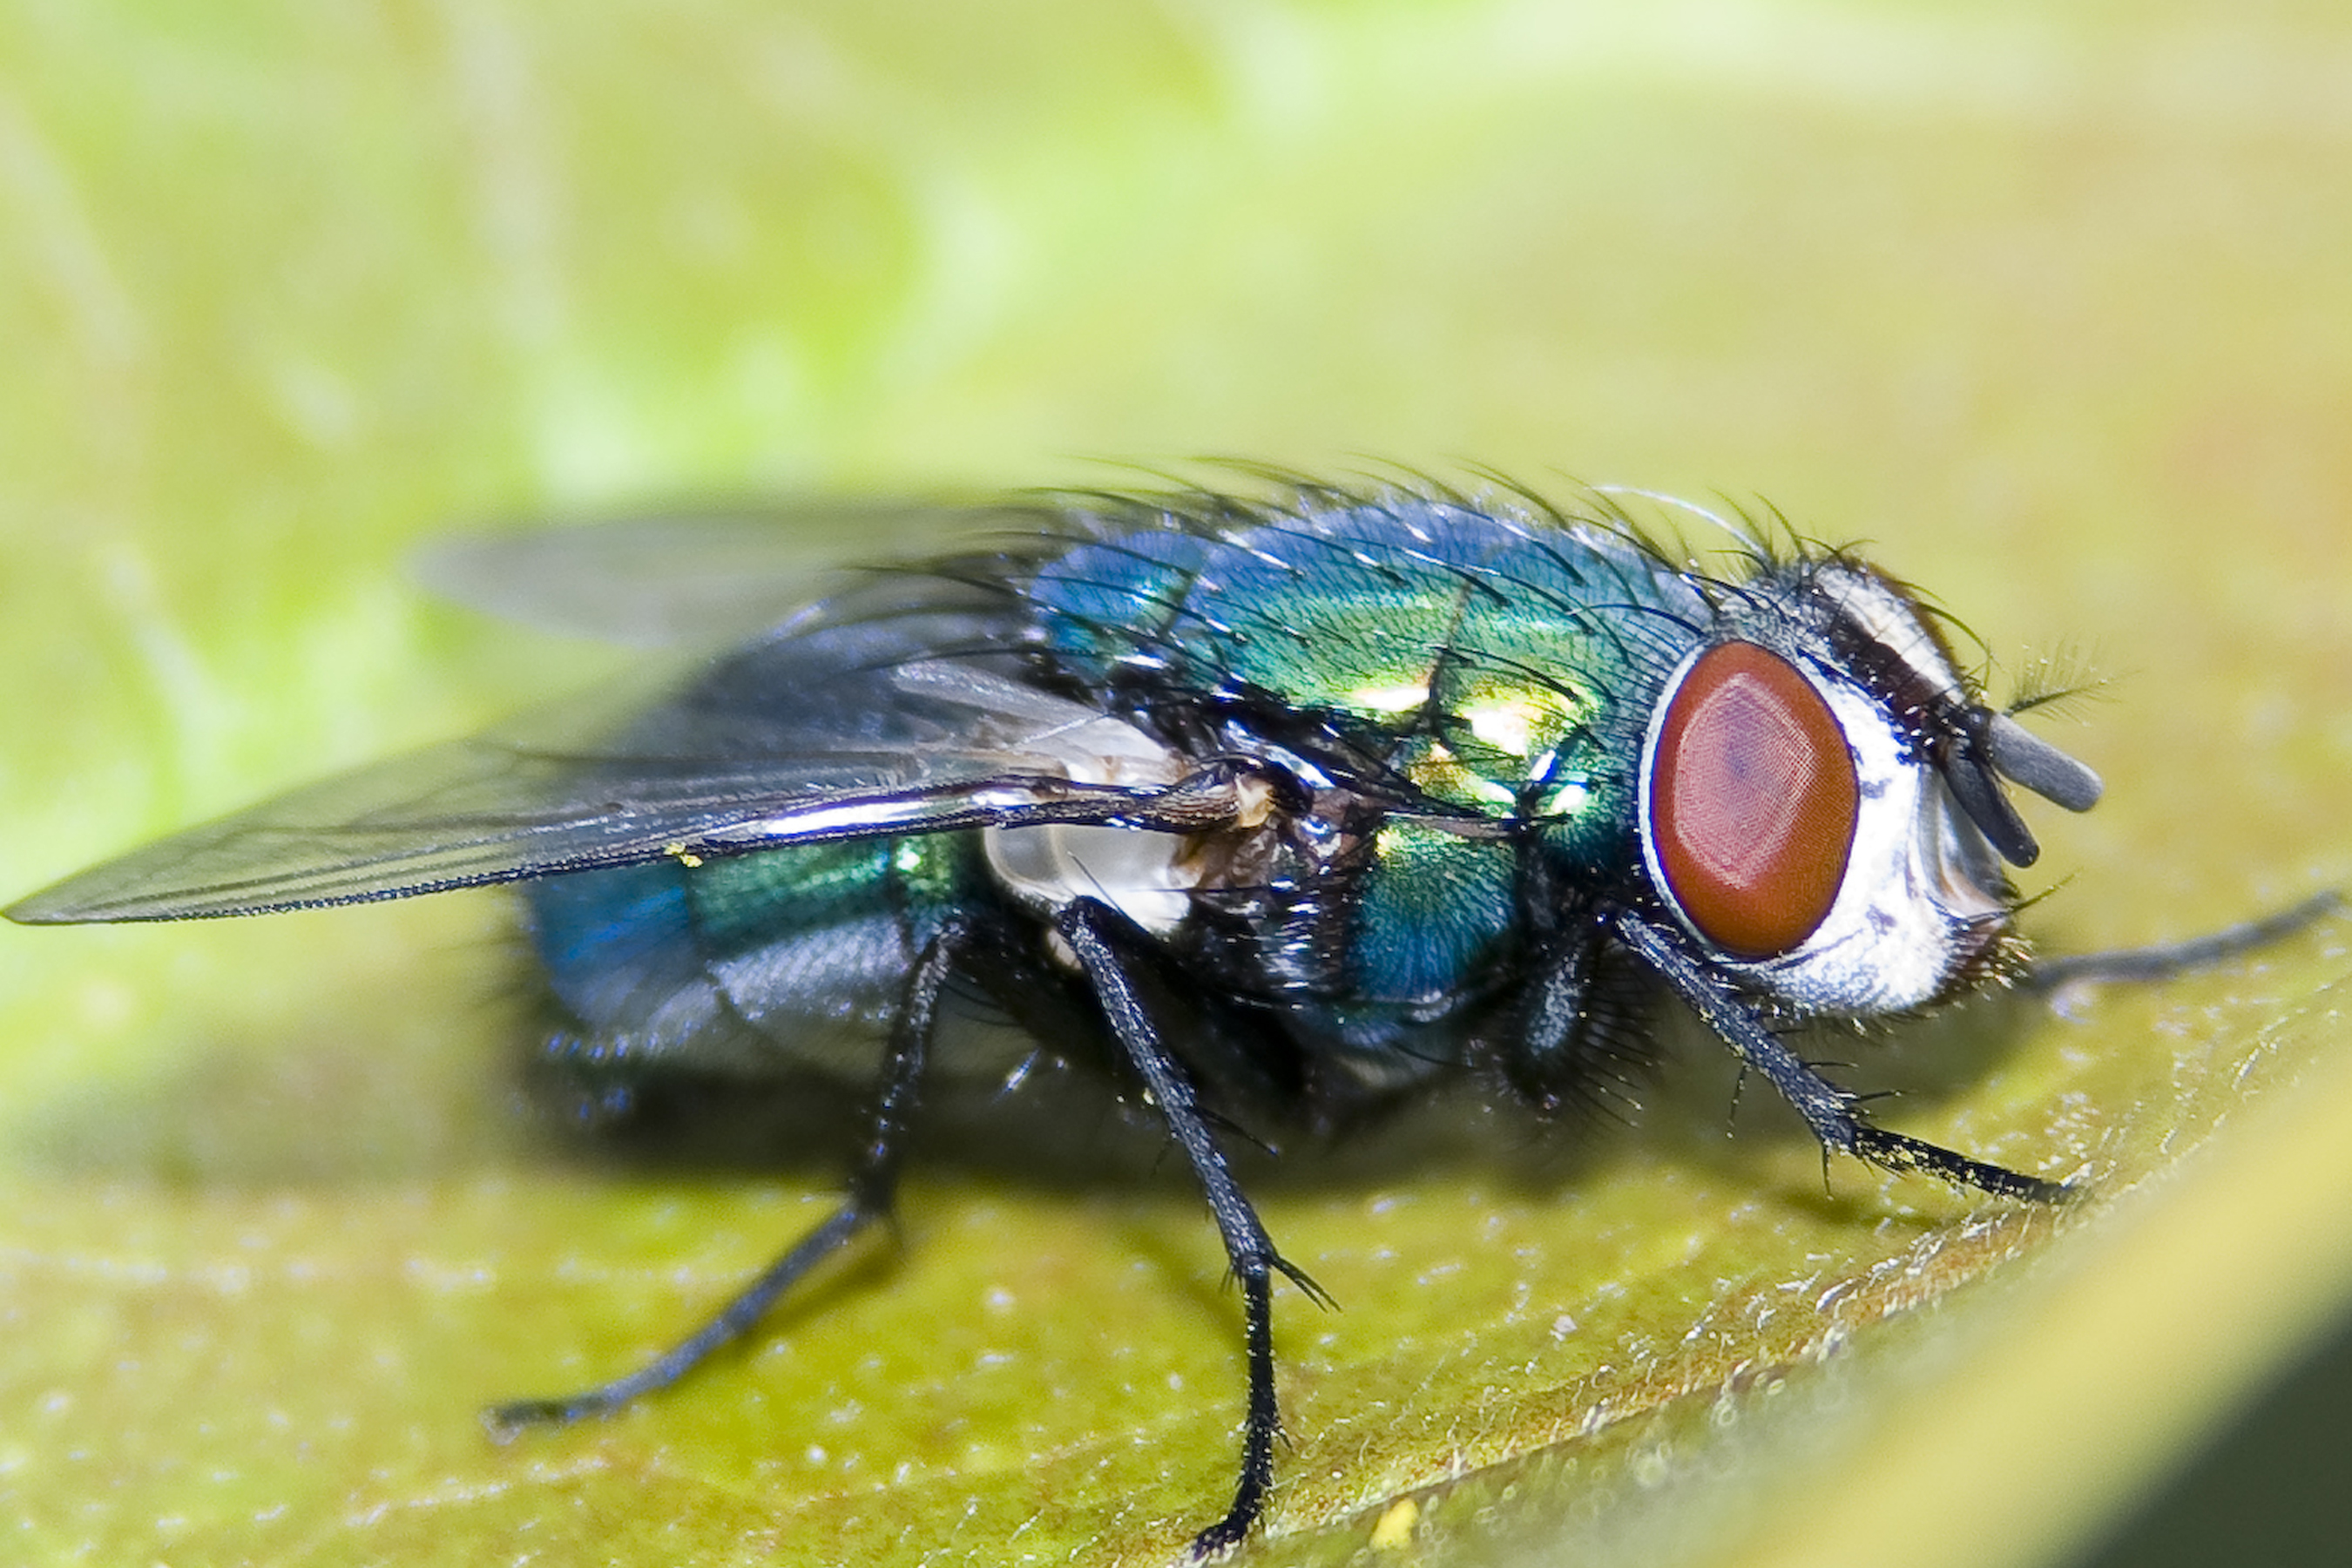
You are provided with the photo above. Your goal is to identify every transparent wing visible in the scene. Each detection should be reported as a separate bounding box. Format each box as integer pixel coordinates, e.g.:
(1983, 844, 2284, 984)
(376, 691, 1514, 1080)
(8, 582, 1171, 924)
(412, 501, 1058, 646)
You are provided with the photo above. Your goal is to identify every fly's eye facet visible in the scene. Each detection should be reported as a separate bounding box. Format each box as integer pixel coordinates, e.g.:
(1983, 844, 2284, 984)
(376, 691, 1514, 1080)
(1648, 640, 1860, 959)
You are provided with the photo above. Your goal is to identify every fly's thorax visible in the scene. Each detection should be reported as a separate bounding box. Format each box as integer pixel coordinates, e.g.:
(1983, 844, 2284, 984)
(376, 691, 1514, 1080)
(1635, 609, 2013, 1019)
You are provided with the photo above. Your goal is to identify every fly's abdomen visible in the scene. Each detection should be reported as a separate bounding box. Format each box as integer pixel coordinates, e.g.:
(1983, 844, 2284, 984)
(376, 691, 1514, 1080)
(526, 834, 983, 1079)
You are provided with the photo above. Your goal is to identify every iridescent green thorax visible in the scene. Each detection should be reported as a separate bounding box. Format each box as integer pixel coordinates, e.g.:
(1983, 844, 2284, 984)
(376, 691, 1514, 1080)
(1347, 824, 1517, 1004)
(1013, 497, 1719, 1044)
(1028, 498, 1711, 868)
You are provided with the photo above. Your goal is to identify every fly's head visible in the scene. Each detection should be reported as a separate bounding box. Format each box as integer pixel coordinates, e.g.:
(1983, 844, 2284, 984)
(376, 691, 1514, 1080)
(1635, 555, 2105, 1018)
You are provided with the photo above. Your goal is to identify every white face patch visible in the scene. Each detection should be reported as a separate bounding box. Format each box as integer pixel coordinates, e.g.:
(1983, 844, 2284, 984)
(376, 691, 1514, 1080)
(1809, 564, 1968, 706)
(1711, 676, 2008, 1015)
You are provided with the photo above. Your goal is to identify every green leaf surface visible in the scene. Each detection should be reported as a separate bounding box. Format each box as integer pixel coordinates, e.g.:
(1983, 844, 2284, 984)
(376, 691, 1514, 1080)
(3, 3, 2349, 1565)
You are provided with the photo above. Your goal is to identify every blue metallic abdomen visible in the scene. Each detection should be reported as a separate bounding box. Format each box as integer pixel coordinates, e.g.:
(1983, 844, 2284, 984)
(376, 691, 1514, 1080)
(531, 834, 987, 1084)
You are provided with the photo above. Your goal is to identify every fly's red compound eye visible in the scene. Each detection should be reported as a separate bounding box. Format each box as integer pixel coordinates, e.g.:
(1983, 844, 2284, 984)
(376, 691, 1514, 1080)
(1648, 640, 1859, 959)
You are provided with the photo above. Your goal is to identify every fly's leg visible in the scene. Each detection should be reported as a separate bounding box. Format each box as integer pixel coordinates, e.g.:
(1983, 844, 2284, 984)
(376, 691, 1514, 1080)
(2023, 890, 2342, 991)
(1054, 898, 1326, 1560)
(1613, 909, 2072, 1204)
(1497, 927, 1598, 1114)
(486, 917, 970, 1433)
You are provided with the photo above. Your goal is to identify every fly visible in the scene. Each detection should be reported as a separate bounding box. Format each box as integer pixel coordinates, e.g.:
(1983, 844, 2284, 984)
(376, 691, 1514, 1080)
(9, 478, 2335, 1557)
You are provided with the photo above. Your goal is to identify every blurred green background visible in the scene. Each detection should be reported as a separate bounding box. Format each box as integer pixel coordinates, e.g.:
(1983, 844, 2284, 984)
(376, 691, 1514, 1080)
(3, 3, 2349, 1565)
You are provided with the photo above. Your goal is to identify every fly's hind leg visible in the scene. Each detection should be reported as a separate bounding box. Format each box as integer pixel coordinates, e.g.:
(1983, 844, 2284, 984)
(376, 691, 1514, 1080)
(486, 916, 971, 1433)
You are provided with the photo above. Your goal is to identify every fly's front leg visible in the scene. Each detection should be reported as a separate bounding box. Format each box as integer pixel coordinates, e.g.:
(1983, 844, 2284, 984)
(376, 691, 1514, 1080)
(487, 916, 971, 1433)
(2023, 890, 2342, 991)
(1613, 909, 2072, 1204)
(1054, 897, 1326, 1560)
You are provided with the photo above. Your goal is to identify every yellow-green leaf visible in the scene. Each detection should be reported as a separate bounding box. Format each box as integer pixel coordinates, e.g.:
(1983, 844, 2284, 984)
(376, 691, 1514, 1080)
(3, 4, 2348, 1566)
